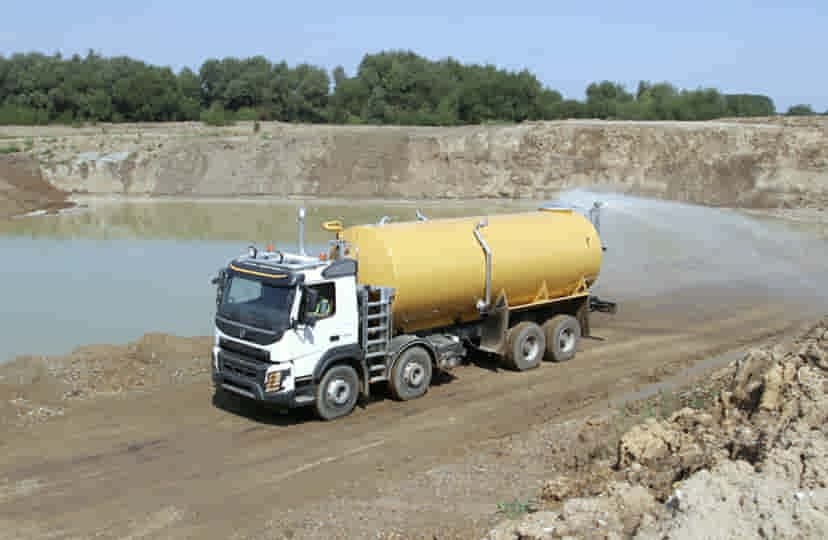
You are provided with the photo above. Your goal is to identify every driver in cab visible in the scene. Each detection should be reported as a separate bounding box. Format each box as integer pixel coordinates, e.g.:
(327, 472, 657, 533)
(305, 285, 334, 320)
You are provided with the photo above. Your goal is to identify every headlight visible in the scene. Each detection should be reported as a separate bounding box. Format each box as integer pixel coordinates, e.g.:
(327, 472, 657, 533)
(265, 370, 289, 393)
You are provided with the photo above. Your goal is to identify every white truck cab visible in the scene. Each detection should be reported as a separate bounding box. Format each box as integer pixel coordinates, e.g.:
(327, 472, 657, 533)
(212, 245, 375, 419)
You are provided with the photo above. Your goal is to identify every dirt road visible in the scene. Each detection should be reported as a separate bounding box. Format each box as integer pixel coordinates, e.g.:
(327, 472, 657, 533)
(0, 283, 815, 540)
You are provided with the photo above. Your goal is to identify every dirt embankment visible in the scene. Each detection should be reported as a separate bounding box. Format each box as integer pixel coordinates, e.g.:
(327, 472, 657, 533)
(0, 155, 71, 220)
(1, 118, 827, 209)
(487, 317, 828, 540)
(0, 333, 210, 429)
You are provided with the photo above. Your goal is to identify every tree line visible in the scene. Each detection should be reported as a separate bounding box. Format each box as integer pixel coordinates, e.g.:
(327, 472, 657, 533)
(0, 49, 821, 126)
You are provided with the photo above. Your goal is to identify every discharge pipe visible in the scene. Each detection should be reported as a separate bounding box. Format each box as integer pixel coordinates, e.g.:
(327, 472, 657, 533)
(588, 201, 607, 251)
(589, 201, 603, 235)
(473, 217, 492, 314)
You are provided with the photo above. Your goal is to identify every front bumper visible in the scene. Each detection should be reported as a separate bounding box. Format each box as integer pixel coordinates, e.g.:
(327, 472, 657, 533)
(212, 347, 315, 408)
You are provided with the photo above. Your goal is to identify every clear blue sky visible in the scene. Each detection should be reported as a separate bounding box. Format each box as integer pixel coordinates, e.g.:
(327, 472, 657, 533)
(2, 0, 826, 112)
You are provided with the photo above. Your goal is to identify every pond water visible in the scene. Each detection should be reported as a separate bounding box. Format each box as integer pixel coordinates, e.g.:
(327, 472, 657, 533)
(1, 193, 825, 363)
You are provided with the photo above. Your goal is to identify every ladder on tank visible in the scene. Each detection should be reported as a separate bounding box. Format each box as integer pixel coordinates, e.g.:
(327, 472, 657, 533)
(359, 286, 395, 383)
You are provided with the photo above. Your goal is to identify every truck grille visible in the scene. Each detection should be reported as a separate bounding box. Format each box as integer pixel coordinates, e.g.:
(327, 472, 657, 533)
(217, 349, 266, 384)
(221, 356, 258, 379)
(219, 338, 270, 365)
(215, 316, 282, 346)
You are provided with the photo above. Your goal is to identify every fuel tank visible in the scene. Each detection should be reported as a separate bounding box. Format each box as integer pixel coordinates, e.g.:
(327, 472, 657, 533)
(339, 208, 604, 334)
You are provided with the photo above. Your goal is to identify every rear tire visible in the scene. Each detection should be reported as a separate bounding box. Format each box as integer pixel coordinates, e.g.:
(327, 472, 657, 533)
(542, 315, 581, 362)
(314, 364, 360, 421)
(504, 321, 545, 371)
(389, 346, 433, 401)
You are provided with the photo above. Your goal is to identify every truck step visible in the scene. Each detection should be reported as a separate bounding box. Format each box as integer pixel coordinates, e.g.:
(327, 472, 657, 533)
(366, 325, 388, 333)
(369, 375, 388, 384)
(369, 364, 386, 372)
(365, 351, 387, 359)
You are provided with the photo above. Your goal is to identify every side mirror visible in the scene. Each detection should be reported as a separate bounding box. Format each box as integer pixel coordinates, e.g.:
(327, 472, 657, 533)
(211, 268, 226, 286)
(299, 287, 320, 327)
(212, 268, 227, 306)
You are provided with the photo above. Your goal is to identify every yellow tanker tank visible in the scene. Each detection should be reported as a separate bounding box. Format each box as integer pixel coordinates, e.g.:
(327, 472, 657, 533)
(337, 208, 603, 334)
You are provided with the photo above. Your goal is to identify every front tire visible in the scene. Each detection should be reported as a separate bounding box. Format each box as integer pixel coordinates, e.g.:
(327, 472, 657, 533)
(389, 346, 433, 401)
(504, 321, 545, 371)
(542, 314, 581, 362)
(314, 364, 360, 421)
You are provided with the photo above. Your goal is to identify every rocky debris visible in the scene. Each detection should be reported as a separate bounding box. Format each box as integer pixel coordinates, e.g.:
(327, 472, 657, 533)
(636, 461, 828, 540)
(541, 461, 616, 502)
(487, 482, 663, 540)
(487, 316, 828, 539)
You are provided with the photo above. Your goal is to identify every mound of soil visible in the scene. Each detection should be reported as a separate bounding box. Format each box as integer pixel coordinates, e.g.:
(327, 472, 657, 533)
(0, 333, 212, 429)
(488, 317, 828, 539)
(0, 154, 71, 220)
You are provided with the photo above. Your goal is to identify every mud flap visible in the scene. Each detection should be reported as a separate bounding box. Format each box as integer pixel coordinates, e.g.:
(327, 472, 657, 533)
(478, 292, 510, 355)
(577, 299, 591, 338)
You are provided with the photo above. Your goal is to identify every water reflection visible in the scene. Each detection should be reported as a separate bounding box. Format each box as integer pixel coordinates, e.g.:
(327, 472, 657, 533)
(0, 197, 541, 243)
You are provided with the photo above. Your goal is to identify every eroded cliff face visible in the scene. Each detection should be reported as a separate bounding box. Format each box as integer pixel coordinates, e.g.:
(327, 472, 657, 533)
(7, 118, 828, 208)
(0, 155, 71, 219)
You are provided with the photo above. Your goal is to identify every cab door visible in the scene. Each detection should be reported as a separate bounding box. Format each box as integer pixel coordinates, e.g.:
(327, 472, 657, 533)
(293, 280, 358, 373)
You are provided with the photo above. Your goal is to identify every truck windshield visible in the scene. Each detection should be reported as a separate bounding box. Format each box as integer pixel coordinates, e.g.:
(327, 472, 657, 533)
(218, 274, 295, 332)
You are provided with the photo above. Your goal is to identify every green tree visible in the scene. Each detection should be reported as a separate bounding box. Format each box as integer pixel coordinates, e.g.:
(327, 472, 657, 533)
(0, 49, 783, 126)
(786, 104, 815, 116)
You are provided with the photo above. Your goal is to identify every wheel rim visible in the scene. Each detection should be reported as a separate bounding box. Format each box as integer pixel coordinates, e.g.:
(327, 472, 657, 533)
(558, 327, 575, 354)
(402, 361, 425, 388)
(325, 378, 351, 406)
(522, 335, 540, 361)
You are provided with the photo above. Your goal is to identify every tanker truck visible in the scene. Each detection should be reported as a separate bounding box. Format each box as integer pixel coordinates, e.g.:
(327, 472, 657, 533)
(210, 204, 616, 420)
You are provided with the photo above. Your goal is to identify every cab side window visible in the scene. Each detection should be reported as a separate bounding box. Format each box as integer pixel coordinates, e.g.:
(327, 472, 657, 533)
(305, 282, 336, 319)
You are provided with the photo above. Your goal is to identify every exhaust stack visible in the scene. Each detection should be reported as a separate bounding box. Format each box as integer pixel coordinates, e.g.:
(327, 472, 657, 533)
(297, 207, 306, 256)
